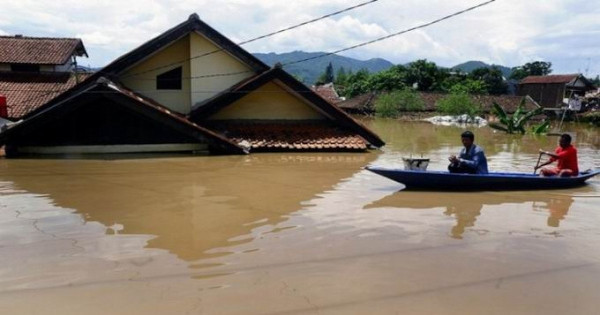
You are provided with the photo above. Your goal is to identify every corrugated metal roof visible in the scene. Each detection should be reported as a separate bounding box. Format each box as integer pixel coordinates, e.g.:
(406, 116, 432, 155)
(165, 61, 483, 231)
(520, 74, 579, 84)
(0, 71, 91, 119)
(0, 36, 87, 65)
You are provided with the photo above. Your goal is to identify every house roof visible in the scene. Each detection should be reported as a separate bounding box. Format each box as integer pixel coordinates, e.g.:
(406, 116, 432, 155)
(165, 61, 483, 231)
(0, 36, 87, 65)
(20, 13, 271, 120)
(206, 122, 368, 151)
(0, 77, 247, 154)
(0, 71, 92, 119)
(188, 67, 385, 148)
(520, 74, 580, 84)
(337, 92, 540, 114)
(97, 13, 269, 77)
(311, 83, 342, 104)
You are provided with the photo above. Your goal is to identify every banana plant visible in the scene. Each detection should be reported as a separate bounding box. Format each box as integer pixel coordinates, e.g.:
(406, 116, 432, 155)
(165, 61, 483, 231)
(489, 98, 543, 134)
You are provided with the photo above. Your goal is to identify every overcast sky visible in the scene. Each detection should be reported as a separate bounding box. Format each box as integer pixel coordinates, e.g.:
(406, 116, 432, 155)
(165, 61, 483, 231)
(1, 0, 598, 76)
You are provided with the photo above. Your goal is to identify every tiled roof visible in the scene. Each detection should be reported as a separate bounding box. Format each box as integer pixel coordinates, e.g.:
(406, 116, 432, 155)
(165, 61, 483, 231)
(0, 71, 91, 119)
(190, 67, 385, 148)
(0, 77, 247, 155)
(207, 122, 368, 151)
(337, 92, 540, 114)
(0, 36, 87, 65)
(311, 83, 342, 104)
(520, 74, 579, 84)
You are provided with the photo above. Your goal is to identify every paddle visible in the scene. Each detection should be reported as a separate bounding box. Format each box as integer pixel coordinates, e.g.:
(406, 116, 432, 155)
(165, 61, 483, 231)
(533, 150, 544, 174)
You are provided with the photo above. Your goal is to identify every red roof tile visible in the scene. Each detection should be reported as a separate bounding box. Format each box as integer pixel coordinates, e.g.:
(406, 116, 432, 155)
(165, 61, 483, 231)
(337, 92, 539, 114)
(0, 36, 87, 65)
(206, 122, 368, 152)
(520, 74, 579, 84)
(0, 71, 92, 119)
(312, 83, 342, 104)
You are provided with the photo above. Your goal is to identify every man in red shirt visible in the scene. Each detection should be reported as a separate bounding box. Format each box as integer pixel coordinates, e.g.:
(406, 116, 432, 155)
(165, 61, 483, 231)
(537, 133, 579, 177)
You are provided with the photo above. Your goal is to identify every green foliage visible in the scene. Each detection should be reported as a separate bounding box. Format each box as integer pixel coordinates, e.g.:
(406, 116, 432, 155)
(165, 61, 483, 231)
(488, 98, 544, 134)
(334, 67, 348, 86)
(406, 59, 447, 91)
(448, 78, 488, 94)
(316, 62, 334, 85)
(580, 111, 600, 126)
(470, 66, 507, 94)
(531, 120, 551, 134)
(374, 89, 425, 118)
(367, 65, 407, 92)
(436, 92, 481, 118)
(510, 61, 552, 80)
(343, 69, 370, 98)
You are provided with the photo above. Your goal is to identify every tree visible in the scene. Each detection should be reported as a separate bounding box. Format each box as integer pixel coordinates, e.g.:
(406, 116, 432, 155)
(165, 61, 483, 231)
(342, 69, 370, 98)
(374, 88, 425, 118)
(470, 66, 507, 94)
(437, 92, 481, 119)
(406, 59, 444, 91)
(335, 67, 348, 86)
(367, 65, 407, 92)
(510, 61, 552, 80)
(316, 62, 335, 85)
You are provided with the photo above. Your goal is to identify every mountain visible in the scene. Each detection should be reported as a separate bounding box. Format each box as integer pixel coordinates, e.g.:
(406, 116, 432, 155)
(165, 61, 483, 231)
(253, 51, 394, 84)
(452, 61, 512, 78)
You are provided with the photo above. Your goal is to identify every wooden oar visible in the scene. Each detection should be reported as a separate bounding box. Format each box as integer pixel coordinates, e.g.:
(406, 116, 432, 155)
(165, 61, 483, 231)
(533, 151, 544, 174)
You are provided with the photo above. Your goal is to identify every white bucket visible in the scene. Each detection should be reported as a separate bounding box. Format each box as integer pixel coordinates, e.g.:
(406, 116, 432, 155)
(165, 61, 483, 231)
(402, 158, 430, 171)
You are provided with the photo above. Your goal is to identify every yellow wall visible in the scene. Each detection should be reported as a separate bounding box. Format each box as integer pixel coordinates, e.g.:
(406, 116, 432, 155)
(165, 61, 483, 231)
(209, 81, 327, 120)
(120, 36, 191, 114)
(189, 32, 254, 107)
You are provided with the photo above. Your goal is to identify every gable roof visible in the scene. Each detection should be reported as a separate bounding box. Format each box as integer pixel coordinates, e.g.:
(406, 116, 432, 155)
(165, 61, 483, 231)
(18, 13, 271, 120)
(0, 77, 247, 154)
(98, 13, 269, 77)
(0, 36, 87, 65)
(0, 71, 92, 119)
(520, 74, 580, 84)
(188, 67, 385, 148)
(312, 83, 343, 104)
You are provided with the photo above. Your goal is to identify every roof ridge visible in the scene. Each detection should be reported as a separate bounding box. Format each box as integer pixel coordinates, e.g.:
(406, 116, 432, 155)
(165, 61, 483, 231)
(0, 35, 83, 41)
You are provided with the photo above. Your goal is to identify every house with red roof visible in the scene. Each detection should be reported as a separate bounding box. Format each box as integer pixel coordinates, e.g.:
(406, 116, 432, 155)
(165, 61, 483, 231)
(0, 14, 384, 156)
(0, 35, 89, 120)
(517, 74, 596, 108)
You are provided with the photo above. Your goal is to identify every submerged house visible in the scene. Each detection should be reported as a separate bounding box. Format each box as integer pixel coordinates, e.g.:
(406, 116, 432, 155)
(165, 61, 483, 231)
(0, 14, 384, 156)
(517, 74, 596, 108)
(0, 35, 89, 120)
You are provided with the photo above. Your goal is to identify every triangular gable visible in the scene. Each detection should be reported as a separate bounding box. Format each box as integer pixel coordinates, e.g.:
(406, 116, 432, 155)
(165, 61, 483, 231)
(20, 13, 270, 120)
(188, 67, 385, 148)
(99, 13, 269, 77)
(0, 78, 247, 155)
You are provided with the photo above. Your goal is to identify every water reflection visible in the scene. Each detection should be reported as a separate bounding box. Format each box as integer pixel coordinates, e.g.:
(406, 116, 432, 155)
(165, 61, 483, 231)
(365, 190, 588, 238)
(0, 153, 376, 262)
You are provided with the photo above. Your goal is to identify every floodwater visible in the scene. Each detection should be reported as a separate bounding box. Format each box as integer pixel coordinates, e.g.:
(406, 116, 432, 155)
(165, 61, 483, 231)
(1, 120, 600, 314)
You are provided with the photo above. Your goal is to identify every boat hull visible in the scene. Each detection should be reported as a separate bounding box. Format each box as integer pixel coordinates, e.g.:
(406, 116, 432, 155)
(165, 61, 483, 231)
(366, 167, 600, 191)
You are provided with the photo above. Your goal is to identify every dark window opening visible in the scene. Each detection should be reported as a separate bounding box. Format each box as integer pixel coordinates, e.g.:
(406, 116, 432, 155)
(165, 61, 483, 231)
(156, 67, 182, 90)
(11, 64, 40, 72)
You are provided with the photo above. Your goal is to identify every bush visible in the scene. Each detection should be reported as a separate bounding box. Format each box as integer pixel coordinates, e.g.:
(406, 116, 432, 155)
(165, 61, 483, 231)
(436, 92, 481, 118)
(581, 111, 600, 126)
(374, 89, 425, 118)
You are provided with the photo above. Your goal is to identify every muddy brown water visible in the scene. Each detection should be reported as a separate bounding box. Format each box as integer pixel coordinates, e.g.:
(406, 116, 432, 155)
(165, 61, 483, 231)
(1, 120, 600, 314)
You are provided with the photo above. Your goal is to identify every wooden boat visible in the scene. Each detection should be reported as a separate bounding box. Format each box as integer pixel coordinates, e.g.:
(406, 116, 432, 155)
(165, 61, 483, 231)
(365, 166, 600, 191)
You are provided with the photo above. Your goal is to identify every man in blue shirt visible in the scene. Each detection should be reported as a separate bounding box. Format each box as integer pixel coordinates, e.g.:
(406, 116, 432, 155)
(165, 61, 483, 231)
(448, 131, 489, 174)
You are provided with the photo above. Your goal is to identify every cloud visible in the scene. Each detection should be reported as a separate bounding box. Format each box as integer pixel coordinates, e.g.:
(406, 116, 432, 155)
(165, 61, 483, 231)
(1, 0, 599, 76)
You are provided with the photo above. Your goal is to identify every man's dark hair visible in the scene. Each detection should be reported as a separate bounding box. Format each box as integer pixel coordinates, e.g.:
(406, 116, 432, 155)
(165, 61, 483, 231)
(461, 130, 474, 140)
(560, 133, 572, 144)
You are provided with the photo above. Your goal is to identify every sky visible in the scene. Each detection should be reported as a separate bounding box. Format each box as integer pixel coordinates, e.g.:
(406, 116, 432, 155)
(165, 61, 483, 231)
(1, 0, 599, 77)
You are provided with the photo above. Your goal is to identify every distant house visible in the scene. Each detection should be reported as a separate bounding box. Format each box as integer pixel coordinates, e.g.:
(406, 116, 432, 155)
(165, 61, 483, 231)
(311, 83, 344, 104)
(517, 74, 596, 108)
(0, 35, 89, 120)
(337, 92, 540, 115)
(0, 14, 384, 156)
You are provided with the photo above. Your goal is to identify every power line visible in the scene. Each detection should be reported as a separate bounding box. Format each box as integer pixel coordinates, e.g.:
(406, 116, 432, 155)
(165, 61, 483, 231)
(120, 0, 380, 79)
(283, 0, 497, 66)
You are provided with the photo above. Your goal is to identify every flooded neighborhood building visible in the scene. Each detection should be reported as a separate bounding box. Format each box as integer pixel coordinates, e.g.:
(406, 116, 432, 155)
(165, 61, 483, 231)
(517, 74, 597, 108)
(0, 14, 384, 156)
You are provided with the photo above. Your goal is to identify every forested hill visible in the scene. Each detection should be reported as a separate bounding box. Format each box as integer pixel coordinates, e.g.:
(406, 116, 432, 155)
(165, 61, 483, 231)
(253, 51, 394, 84)
(452, 61, 512, 78)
